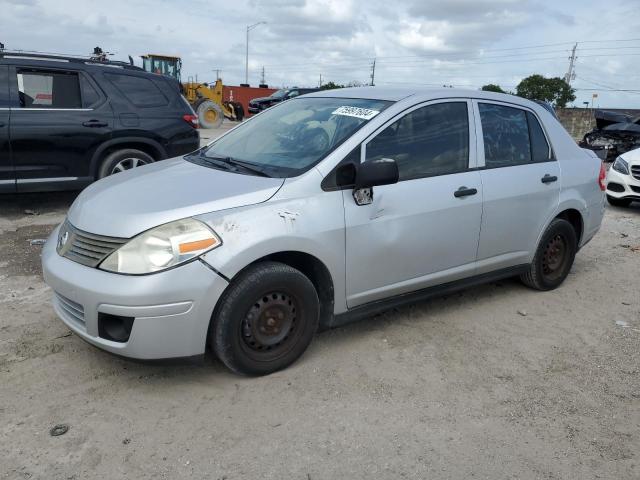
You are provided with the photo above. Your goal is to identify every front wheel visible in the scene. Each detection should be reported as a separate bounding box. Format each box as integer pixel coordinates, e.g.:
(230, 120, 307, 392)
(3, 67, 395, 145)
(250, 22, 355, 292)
(211, 262, 319, 376)
(607, 195, 632, 207)
(520, 218, 577, 291)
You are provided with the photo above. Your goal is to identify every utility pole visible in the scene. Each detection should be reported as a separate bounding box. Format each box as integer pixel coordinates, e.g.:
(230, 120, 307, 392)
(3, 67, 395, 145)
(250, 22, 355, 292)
(370, 58, 376, 86)
(245, 21, 266, 85)
(260, 66, 265, 85)
(319, 73, 322, 88)
(564, 43, 577, 85)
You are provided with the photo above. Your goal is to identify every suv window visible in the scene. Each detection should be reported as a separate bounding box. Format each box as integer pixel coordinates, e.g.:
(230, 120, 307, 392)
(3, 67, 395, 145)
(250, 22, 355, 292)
(0, 66, 9, 107)
(479, 103, 551, 167)
(105, 73, 168, 107)
(17, 69, 82, 109)
(79, 75, 101, 108)
(365, 102, 470, 181)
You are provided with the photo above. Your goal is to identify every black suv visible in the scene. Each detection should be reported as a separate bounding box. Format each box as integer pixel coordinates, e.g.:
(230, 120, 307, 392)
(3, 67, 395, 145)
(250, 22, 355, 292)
(248, 87, 320, 114)
(0, 52, 199, 193)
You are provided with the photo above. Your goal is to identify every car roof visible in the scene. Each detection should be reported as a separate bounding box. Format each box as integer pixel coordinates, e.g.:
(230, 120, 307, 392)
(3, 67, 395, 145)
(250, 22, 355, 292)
(305, 86, 546, 111)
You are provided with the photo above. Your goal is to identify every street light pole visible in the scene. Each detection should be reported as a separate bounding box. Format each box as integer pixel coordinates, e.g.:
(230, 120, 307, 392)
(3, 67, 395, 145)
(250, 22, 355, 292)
(245, 21, 266, 85)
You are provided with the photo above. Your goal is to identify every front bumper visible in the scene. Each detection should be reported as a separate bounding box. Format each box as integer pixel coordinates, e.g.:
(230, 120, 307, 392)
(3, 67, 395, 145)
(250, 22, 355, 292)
(606, 167, 640, 201)
(42, 226, 228, 360)
(248, 105, 261, 114)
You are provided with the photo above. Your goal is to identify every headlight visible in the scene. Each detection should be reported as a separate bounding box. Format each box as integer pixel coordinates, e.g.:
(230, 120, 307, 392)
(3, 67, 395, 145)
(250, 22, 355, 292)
(99, 218, 221, 274)
(612, 156, 630, 175)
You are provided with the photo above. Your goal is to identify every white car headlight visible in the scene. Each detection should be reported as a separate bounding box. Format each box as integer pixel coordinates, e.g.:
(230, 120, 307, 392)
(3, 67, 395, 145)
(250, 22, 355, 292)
(99, 218, 221, 274)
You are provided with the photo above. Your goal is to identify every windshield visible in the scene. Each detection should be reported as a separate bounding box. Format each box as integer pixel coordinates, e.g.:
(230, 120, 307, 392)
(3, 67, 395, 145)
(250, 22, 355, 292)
(194, 97, 392, 177)
(270, 89, 288, 99)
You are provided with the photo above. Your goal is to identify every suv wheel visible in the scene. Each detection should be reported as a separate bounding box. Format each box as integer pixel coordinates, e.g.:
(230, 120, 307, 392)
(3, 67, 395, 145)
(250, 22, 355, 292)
(99, 149, 154, 178)
(211, 261, 319, 376)
(520, 218, 577, 291)
(607, 195, 632, 207)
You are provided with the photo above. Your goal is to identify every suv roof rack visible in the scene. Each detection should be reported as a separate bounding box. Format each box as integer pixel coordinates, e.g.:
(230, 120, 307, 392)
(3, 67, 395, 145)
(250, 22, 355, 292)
(0, 50, 143, 71)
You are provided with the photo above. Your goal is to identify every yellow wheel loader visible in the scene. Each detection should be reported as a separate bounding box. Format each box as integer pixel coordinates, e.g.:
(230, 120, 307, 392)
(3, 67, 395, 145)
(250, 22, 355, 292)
(141, 54, 243, 128)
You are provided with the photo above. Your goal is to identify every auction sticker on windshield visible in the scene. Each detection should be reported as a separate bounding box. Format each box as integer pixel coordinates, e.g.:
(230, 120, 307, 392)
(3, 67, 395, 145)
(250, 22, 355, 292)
(332, 106, 380, 120)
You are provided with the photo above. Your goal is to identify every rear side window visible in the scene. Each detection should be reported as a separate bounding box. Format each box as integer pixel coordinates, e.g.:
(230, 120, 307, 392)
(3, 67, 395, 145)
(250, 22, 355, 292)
(17, 69, 82, 108)
(527, 111, 552, 162)
(0, 66, 9, 107)
(79, 75, 101, 108)
(366, 102, 469, 181)
(479, 103, 530, 167)
(479, 103, 552, 167)
(105, 73, 168, 107)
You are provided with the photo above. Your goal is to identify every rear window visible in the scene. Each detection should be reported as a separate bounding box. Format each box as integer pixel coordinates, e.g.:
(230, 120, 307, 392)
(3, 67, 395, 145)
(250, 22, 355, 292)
(17, 69, 82, 109)
(105, 73, 168, 107)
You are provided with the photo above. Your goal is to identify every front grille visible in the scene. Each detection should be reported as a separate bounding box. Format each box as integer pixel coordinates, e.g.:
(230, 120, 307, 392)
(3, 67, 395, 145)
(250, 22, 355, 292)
(54, 292, 85, 327)
(631, 165, 640, 181)
(57, 221, 127, 268)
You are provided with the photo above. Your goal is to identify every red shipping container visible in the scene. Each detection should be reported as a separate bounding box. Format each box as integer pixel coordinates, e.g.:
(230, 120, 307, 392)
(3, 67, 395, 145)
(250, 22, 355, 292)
(223, 85, 277, 117)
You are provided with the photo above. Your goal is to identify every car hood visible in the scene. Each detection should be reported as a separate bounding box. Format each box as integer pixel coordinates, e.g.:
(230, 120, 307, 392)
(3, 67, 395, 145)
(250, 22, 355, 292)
(67, 157, 284, 238)
(250, 96, 274, 104)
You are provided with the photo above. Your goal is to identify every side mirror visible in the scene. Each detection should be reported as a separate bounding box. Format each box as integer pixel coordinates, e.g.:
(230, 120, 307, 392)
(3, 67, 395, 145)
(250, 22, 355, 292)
(354, 158, 399, 189)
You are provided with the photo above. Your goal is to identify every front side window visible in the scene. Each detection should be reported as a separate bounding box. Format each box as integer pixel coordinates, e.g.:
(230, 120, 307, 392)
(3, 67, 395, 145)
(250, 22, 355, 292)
(479, 103, 552, 167)
(191, 97, 391, 177)
(105, 73, 168, 107)
(17, 69, 81, 109)
(365, 102, 470, 181)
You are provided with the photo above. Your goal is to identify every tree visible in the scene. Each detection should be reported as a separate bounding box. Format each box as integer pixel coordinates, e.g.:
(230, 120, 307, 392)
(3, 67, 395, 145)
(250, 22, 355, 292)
(481, 84, 506, 93)
(515, 74, 575, 108)
(320, 81, 344, 90)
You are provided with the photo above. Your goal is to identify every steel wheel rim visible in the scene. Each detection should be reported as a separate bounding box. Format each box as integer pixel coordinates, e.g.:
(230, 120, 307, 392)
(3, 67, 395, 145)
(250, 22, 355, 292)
(542, 233, 568, 281)
(204, 108, 218, 123)
(240, 291, 302, 360)
(110, 157, 149, 174)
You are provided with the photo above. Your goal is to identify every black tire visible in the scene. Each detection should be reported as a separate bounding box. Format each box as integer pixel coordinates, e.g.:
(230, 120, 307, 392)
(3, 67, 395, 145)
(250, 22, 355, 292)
(211, 261, 319, 376)
(607, 195, 632, 207)
(98, 148, 154, 178)
(520, 218, 577, 291)
(232, 101, 245, 121)
(195, 99, 224, 129)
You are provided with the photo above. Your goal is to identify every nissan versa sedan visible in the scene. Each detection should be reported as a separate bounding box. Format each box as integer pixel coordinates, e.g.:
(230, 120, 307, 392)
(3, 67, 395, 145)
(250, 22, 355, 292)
(42, 87, 606, 375)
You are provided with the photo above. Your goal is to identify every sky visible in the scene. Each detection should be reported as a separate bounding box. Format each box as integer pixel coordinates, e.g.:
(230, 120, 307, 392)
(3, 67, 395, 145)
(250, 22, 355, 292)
(2, 0, 640, 108)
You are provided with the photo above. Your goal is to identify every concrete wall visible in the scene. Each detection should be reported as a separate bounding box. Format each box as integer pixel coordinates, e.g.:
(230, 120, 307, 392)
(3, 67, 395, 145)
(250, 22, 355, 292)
(555, 108, 640, 141)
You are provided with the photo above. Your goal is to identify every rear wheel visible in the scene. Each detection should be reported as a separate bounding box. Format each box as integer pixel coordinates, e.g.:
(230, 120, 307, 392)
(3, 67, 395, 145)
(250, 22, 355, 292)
(195, 99, 224, 129)
(520, 218, 577, 291)
(98, 149, 154, 178)
(607, 195, 632, 207)
(211, 261, 319, 376)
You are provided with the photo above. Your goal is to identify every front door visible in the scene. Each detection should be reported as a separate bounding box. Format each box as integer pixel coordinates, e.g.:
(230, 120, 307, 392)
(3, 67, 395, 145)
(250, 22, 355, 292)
(473, 101, 560, 273)
(0, 65, 13, 193)
(8, 66, 112, 190)
(344, 100, 483, 308)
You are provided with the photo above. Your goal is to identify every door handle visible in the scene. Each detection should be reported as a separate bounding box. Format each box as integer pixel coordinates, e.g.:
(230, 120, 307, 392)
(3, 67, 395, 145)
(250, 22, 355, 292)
(454, 186, 478, 198)
(82, 120, 108, 128)
(541, 174, 558, 184)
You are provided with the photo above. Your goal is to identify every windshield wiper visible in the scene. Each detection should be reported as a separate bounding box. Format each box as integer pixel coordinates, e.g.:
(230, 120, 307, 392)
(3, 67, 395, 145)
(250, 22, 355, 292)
(206, 154, 272, 177)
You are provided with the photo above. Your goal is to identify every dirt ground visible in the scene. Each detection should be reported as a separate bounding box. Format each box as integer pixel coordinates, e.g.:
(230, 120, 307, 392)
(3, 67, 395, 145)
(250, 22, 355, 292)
(1, 142, 639, 478)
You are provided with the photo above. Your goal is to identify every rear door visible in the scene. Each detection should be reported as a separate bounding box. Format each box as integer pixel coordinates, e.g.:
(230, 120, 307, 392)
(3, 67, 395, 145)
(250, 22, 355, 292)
(474, 101, 560, 273)
(9, 66, 112, 190)
(0, 65, 13, 192)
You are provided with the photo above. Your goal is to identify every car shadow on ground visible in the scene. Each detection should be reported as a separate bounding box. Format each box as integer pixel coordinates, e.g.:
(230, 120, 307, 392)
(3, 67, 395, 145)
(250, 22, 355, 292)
(0, 191, 79, 219)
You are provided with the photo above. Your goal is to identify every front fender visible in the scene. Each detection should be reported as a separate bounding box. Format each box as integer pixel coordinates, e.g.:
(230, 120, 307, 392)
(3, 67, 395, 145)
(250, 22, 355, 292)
(197, 190, 348, 314)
